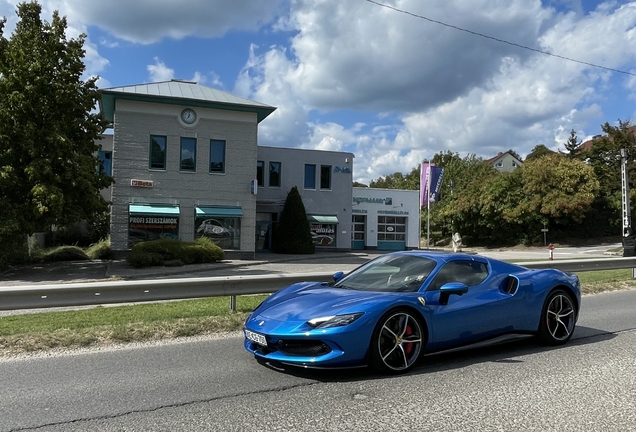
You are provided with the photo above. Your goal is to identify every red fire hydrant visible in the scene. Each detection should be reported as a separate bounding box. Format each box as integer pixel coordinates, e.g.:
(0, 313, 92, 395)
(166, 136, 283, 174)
(547, 243, 555, 261)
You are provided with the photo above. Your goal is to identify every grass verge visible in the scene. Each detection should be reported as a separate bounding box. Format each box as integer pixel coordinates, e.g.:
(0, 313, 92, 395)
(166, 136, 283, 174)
(1, 270, 635, 357)
(0, 295, 266, 356)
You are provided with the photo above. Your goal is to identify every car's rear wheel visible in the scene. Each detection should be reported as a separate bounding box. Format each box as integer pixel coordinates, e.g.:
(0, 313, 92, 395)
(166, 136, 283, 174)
(538, 289, 577, 345)
(369, 309, 425, 374)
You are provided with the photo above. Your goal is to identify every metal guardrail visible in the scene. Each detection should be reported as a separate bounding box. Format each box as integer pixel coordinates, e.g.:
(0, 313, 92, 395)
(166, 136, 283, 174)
(1, 257, 635, 312)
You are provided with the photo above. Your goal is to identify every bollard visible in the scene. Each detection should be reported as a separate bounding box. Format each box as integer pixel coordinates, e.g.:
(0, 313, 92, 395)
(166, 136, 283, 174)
(230, 295, 237, 312)
(548, 243, 555, 261)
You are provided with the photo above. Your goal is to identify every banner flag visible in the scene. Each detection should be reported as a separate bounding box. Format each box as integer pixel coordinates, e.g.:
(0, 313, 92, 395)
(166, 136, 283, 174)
(429, 166, 445, 203)
(420, 162, 434, 206)
(421, 163, 445, 205)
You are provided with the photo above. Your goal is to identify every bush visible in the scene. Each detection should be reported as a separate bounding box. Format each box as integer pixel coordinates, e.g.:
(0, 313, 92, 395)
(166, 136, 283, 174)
(273, 186, 315, 254)
(41, 246, 90, 261)
(86, 238, 112, 260)
(127, 237, 224, 269)
(0, 233, 29, 269)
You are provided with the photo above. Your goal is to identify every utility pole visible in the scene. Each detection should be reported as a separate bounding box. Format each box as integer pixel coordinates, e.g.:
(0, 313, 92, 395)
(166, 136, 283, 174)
(621, 148, 635, 256)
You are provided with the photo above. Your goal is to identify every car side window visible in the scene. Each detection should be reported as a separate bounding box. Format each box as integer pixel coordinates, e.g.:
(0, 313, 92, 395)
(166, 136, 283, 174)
(427, 260, 489, 291)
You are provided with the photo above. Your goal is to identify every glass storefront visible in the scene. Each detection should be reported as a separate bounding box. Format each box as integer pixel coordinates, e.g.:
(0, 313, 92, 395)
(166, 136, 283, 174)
(128, 204, 180, 247)
(195, 207, 242, 250)
(307, 214, 339, 247)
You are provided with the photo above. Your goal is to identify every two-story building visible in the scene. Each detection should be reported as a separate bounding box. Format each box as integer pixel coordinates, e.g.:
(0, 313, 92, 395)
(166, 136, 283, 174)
(98, 80, 277, 258)
(97, 80, 359, 257)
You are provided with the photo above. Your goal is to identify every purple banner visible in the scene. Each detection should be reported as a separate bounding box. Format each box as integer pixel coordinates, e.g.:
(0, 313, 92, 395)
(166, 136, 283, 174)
(421, 163, 444, 205)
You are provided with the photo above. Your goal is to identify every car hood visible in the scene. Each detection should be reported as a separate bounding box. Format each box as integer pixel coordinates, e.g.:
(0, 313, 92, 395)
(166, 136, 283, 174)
(256, 283, 390, 322)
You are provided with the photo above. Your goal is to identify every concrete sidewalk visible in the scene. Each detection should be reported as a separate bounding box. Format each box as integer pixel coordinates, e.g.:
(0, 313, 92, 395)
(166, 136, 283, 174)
(0, 250, 386, 286)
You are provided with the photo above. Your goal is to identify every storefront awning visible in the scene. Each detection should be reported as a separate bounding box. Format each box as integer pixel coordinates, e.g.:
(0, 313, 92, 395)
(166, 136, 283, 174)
(307, 215, 339, 224)
(129, 204, 180, 215)
(196, 206, 243, 217)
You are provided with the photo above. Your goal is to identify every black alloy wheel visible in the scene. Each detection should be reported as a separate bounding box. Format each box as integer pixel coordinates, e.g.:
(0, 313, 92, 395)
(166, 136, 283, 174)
(369, 309, 425, 374)
(538, 289, 577, 345)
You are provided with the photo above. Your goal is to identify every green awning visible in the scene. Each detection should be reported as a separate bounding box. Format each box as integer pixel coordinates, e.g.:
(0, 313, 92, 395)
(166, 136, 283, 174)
(129, 204, 180, 215)
(196, 206, 243, 217)
(307, 215, 339, 224)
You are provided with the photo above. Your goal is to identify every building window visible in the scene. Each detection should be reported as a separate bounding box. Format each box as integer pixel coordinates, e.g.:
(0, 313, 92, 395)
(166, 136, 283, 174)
(150, 135, 167, 170)
(257, 161, 264, 186)
(210, 139, 226, 173)
(320, 165, 332, 190)
(180, 137, 196, 172)
(304, 164, 316, 189)
(97, 150, 112, 176)
(512, 161, 518, 167)
(495, 161, 503, 167)
(269, 161, 281, 187)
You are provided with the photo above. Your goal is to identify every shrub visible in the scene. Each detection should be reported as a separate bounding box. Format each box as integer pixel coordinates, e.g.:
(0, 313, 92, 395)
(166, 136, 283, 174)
(127, 237, 224, 268)
(0, 233, 29, 269)
(273, 186, 315, 254)
(86, 238, 112, 260)
(42, 246, 90, 261)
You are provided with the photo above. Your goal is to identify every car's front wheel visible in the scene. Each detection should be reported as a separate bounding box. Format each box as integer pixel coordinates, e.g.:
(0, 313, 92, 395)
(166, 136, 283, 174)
(369, 309, 425, 374)
(538, 289, 577, 345)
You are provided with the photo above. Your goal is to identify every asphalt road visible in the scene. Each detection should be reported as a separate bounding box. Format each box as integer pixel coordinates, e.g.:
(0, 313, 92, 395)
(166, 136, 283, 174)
(1, 289, 635, 432)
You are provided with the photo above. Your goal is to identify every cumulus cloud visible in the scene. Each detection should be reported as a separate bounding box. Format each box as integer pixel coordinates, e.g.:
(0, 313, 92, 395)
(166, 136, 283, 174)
(236, 0, 636, 182)
(44, 0, 284, 44)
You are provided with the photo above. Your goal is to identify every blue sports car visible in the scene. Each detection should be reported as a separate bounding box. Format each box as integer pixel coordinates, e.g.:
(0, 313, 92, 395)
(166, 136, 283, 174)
(244, 251, 580, 374)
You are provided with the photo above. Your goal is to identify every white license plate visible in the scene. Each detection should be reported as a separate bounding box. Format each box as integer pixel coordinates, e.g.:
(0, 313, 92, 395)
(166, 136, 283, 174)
(245, 329, 267, 347)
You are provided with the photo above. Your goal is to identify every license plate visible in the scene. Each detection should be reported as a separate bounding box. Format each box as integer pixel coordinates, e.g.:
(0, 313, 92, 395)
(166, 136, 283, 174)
(245, 329, 267, 347)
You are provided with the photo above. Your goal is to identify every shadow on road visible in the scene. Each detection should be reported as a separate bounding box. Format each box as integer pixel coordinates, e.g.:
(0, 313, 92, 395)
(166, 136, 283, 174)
(254, 326, 615, 382)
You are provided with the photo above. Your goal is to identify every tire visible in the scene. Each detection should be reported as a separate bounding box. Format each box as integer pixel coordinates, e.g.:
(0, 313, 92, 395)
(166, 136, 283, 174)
(369, 309, 425, 374)
(537, 289, 577, 345)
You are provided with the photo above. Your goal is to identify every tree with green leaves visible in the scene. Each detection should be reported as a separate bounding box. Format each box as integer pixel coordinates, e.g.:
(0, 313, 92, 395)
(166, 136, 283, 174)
(516, 153, 599, 227)
(0, 2, 112, 265)
(581, 119, 636, 236)
(525, 144, 556, 162)
(369, 168, 420, 190)
(272, 186, 315, 254)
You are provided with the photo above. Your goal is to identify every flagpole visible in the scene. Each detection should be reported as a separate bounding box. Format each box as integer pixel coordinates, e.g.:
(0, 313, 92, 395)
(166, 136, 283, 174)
(427, 164, 431, 249)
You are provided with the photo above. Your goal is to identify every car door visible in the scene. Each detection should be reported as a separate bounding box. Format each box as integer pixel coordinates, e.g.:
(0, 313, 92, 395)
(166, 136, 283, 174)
(423, 259, 521, 349)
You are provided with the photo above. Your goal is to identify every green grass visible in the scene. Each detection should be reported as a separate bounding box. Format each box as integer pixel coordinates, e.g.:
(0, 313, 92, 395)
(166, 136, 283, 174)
(0, 295, 266, 355)
(1, 269, 635, 356)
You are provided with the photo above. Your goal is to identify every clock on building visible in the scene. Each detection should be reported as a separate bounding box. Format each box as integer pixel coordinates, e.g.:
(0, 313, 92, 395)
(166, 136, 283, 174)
(181, 108, 197, 124)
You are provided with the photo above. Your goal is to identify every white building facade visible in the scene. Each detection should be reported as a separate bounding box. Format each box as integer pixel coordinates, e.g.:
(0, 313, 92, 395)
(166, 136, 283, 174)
(351, 187, 421, 250)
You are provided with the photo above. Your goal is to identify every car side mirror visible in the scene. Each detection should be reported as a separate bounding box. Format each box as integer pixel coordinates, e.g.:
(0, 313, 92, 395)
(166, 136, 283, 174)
(333, 271, 345, 282)
(439, 282, 469, 305)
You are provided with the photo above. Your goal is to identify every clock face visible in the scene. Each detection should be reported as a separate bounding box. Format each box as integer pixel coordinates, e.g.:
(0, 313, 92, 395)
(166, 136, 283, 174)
(181, 108, 197, 124)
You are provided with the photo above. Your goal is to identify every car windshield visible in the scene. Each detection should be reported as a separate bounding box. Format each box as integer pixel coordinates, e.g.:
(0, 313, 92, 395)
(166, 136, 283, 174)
(334, 254, 437, 292)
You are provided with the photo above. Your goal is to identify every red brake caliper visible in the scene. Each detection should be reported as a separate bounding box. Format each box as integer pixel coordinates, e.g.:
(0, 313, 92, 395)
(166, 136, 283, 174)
(404, 325, 414, 354)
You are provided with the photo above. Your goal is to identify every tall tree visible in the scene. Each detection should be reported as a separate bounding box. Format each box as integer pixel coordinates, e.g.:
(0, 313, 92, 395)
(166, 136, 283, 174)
(272, 186, 315, 254)
(563, 129, 582, 159)
(516, 153, 600, 225)
(0, 2, 111, 251)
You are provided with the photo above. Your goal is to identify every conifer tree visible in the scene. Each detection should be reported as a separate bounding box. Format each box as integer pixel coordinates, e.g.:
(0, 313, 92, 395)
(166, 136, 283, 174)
(273, 186, 315, 254)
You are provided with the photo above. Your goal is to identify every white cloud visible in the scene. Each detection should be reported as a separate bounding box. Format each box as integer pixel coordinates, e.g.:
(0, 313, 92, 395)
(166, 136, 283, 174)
(43, 0, 284, 44)
(147, 57, 174, 82)
(236, 0, 636, 182)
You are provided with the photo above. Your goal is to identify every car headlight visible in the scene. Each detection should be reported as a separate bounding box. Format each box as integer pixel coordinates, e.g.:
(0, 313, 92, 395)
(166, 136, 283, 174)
(307, 313, 364, 329)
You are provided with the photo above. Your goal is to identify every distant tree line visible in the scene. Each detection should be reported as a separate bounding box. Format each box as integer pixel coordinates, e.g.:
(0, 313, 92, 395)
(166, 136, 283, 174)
(363, 120, 636, 246)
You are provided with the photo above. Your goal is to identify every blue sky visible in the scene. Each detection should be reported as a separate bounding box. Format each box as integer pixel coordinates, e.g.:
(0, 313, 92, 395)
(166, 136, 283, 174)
(1, 0, 635, 184)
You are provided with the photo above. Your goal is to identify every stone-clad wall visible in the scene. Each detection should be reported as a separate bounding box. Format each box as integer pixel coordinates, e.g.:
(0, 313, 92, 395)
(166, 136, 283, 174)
(109, 100, 258, 255)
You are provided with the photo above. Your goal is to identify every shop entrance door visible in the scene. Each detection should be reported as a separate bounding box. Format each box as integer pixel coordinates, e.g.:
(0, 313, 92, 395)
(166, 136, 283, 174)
(351, 215, 366, 250)
(255, 213, 272, 251)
